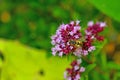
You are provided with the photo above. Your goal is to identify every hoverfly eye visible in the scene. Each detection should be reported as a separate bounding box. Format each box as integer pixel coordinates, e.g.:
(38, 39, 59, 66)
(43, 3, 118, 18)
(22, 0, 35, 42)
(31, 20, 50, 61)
(70, 41, 76, 45)
(73, 41, 76, 44)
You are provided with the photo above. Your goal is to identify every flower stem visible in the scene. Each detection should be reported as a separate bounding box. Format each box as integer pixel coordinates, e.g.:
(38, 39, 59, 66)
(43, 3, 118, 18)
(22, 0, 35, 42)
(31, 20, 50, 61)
(85, 75, 88, 80)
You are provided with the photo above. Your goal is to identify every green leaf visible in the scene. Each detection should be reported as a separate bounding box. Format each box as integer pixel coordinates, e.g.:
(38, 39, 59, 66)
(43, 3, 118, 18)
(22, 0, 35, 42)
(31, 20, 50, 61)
(81, 75, 88, 80)
(88, 0, 120, 22)
(100, 53, 107, 70)
(0, 58, 3, 68)
(0, 39, 72, 80)
(82, 63, 96, 76)
(107, 61, 120, 70)
(113, 72, 120, 80)
(93, 39, 107, 56)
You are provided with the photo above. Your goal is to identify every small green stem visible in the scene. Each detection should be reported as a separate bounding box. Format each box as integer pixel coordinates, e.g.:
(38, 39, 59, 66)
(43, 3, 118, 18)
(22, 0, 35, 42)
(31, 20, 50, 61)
(85, 75, 88, 80)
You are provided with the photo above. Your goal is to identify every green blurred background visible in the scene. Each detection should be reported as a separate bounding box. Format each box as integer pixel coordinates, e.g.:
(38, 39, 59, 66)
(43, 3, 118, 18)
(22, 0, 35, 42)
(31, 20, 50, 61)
(0, 0, 120, 80)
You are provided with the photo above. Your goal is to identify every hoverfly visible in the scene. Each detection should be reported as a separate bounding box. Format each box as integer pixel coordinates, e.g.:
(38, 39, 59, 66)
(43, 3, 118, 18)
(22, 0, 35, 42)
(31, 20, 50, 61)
(69, 38, 85, 48)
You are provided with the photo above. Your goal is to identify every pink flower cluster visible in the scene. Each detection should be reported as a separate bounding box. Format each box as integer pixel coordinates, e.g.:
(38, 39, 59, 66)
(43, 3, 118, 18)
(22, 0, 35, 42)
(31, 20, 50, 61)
(86, 21, 106, 41)
(64, 59, 85, 80)
(51, 20, 106, 80)
(51, 20, 106, 57)
(51, 21, 81, 56)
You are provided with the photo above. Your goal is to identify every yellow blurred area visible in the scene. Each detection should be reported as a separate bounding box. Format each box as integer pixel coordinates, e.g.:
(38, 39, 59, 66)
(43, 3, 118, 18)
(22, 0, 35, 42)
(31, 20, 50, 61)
(103, 42, 115, 55)
(1, 11, 11, 23)
(113, 51, 120, 65)
(0, 39, 73, 80)
(117, 34, 120, 44)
